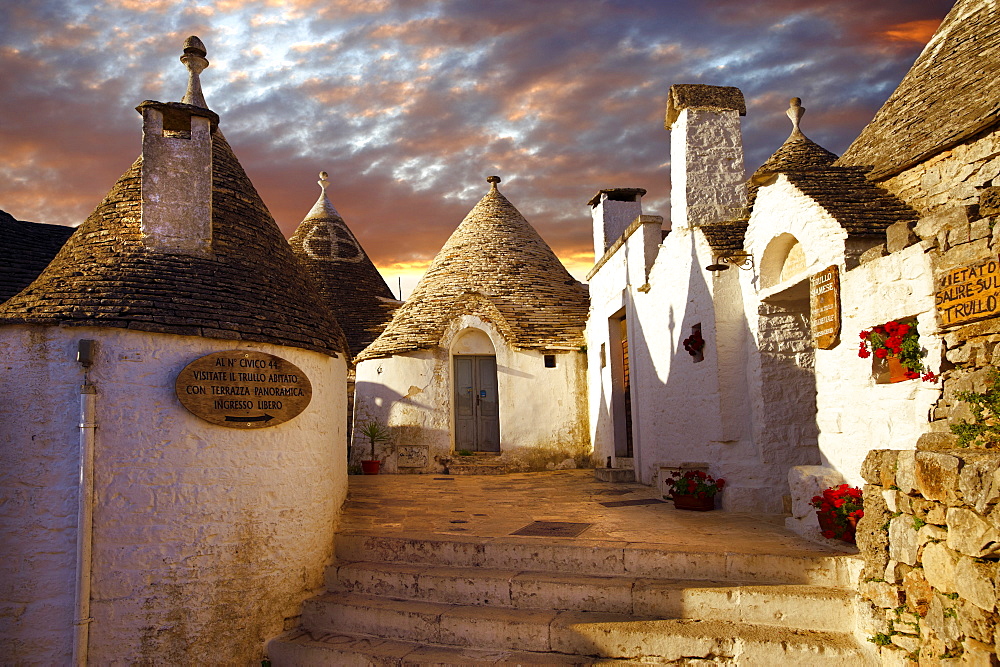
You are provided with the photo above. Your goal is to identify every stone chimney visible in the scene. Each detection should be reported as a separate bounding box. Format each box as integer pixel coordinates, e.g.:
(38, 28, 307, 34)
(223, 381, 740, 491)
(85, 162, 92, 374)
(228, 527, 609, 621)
(588, 188, 646, 259)
(665, 84, 746, 229)
(138, 36, 219, 257)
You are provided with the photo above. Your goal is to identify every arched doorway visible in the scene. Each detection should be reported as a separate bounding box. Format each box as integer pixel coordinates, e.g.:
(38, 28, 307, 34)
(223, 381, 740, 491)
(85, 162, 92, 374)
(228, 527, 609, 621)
(755, 233, 821, 469)
(451, 329, 500, 452)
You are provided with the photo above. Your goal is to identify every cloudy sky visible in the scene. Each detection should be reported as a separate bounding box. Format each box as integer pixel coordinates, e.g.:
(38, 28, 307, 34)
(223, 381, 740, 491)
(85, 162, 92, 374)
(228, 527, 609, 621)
(0, 0, 952, 296)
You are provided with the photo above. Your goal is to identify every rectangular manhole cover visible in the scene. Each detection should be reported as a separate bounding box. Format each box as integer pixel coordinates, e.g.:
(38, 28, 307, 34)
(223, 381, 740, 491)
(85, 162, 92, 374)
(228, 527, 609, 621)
(599, 498, 665, 508)
(511, 521, 592, 537)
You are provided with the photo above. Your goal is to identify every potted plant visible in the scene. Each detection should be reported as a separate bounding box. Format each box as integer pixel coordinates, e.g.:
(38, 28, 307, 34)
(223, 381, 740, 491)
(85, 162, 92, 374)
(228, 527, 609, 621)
(811, 484, 863, 544)
(665, 470, 725, 511)
(357, 419, 392, 475)
(858, 320, 937, 383)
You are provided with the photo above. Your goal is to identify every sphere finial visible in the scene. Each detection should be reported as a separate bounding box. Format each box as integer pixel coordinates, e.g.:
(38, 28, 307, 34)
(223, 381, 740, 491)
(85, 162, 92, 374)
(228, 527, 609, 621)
(487, 175, 501, 191)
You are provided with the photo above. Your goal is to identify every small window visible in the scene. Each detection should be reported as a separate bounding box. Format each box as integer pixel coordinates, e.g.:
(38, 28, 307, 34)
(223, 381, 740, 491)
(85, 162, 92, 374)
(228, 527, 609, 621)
(544, 354, 557, 368)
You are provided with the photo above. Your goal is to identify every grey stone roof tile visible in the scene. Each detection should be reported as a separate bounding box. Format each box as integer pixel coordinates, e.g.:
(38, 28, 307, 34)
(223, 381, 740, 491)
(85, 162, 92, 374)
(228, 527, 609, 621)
(289, 174, 400, 357)
(0, 132, 348, 357)
(357, 179, 588, 361)
(0, 211, 75, 303)
(838, 0, 1000, 179)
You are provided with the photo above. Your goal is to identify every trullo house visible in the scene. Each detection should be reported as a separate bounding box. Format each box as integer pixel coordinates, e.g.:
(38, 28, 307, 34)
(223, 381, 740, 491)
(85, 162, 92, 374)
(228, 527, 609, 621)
(353, 176, 590, 473)
(0, 37, 350, 664)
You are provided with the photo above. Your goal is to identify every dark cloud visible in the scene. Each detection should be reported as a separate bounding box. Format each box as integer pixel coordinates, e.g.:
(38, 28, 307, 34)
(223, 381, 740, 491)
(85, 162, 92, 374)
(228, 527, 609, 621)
(0, 0, 954, 282)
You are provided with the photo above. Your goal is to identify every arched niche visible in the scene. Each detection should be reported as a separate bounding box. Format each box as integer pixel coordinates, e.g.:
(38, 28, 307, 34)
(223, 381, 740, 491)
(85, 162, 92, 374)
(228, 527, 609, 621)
(760, 233, 807, 289)
(450, 328, 496, 355)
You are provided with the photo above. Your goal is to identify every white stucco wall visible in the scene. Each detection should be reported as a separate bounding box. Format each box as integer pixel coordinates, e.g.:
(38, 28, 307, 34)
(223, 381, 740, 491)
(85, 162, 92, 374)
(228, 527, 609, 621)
(587, 216, 773, 510)
(670, 107, 746, 228)
(745, 176, 939, 491)
(815, 245, 939, 484)
(0, 325, 346, 664)
(354, 315, 589, 472)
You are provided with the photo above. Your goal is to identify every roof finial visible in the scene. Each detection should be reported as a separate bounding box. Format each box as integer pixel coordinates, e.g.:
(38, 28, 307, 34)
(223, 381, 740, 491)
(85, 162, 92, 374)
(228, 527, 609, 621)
(786, 97, 805, 140)
(180, 36, 209, 108)
(304, 170, 341, 220)
(487, 175, 501, 191)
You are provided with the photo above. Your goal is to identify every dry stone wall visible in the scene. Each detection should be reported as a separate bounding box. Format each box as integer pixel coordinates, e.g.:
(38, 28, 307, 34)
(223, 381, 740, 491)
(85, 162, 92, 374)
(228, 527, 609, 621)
(853, 128, 1000, 665)
(858, 447, 1000, 664)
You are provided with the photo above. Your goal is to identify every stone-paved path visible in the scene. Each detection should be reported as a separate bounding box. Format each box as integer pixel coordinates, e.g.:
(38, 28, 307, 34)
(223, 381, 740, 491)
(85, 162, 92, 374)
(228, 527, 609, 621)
(340, 468, 853, 559)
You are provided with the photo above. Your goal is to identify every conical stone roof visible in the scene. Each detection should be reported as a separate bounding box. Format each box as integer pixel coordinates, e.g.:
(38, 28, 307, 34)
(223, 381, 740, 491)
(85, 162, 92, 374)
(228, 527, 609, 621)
(289, 172, 398, 357)
(357, 177, 588, 362)
(0, 39, 347, 357)
(0, 210, 75, 304)
(838, 0, 1000, 179)
(705, 98, 917, 254)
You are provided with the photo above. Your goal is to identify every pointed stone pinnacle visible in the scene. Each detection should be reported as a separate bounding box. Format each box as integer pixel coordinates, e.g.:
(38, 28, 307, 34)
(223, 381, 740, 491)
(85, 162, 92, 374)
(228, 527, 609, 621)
(180, 35, 210, 108)
(786, 97, 806, 140)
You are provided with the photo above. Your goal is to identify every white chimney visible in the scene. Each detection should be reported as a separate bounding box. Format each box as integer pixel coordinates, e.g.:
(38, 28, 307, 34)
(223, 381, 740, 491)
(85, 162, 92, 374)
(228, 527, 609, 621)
(588, 188, 646, 259)
(139, 36, 217, 257)
(665, 84, 746, 229)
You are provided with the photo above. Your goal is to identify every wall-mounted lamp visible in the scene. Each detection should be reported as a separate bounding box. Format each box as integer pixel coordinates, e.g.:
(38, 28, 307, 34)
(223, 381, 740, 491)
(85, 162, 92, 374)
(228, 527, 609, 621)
(706, 250, 754, 272)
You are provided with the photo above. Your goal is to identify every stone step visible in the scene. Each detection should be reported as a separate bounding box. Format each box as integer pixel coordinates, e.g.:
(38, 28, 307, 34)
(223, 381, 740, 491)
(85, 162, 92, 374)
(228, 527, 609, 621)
(295, 592, 873, 664)
(593, 468, 636, 483)
(267, 628, 638, 666)
(329, 561, 856, 632)
(335, 532, 859, 587)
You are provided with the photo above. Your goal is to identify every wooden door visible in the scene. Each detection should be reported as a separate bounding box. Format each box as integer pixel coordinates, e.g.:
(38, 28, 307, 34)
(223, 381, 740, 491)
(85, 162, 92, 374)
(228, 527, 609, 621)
(453, 355, 501, 452)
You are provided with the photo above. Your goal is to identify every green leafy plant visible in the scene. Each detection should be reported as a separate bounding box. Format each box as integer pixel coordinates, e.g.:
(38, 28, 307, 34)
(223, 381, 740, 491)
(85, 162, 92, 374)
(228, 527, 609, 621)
(950, 367, 1000, 448)
(912, 516, 926, 531)
(868, 633, 893, 647)
(356, 419, 392, 461)
(457, 449, 473, 456)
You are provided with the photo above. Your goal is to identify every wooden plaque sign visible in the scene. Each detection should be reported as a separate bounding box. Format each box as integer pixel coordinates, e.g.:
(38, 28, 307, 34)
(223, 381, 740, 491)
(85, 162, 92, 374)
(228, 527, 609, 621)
(810, 265, 841, 349)
(936, 255, 1000, 328)
(175, 351, 312, 428)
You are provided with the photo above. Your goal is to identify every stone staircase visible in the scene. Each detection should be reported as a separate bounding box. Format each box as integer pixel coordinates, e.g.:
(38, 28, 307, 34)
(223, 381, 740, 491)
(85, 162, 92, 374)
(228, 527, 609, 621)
(268, 531, 876, 665)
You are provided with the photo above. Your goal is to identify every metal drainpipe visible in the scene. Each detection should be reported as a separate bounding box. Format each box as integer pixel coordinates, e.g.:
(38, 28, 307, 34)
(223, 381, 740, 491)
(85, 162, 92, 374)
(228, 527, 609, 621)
(73, 341, 97, 666)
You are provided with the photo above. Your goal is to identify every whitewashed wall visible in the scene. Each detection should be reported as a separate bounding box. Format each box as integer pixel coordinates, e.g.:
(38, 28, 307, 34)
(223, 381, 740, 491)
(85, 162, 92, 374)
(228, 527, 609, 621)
(744, 176, 938, 498)
(587, 217, 777, 510)
(354, 315, 589, 472)
(0, 325, 346, 664)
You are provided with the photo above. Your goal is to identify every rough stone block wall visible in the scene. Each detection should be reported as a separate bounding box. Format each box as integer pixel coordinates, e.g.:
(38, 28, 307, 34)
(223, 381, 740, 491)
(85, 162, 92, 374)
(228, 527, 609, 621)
(853, 130, 1000, 665)
(857, 448, 1000, 664)
(880, 127, 1000, 218)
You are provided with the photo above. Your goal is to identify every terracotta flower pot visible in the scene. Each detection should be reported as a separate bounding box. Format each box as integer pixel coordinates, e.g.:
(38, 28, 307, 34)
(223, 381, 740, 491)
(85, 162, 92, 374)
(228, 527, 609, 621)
(817, 511, 856, 544)
(887, 356, 910, 384)
(361, 460, 381, 475)
(672, 494, 715, 511)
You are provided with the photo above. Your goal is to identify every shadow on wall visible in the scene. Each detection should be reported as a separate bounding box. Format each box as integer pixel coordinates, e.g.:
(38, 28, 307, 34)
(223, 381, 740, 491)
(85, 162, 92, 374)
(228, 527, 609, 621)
(351, 380, 450, 472)
(624, 228, 820, 511)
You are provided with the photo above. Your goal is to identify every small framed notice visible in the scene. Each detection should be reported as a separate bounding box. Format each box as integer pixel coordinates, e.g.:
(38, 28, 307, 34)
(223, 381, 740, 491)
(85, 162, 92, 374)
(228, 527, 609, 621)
(810, 265, 841, 349)
(175, 350, 312, 428)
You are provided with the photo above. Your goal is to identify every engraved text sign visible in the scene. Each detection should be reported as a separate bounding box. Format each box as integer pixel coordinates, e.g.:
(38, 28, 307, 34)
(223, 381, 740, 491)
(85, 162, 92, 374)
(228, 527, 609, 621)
(810, 265, 841, 349)
(175, 351, 312, 428)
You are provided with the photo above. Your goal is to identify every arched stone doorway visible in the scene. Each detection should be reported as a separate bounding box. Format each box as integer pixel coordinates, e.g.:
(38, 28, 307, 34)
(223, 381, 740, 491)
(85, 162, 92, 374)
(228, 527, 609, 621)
(755, 233, 821, 471)
(451, 328, 500, 452)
